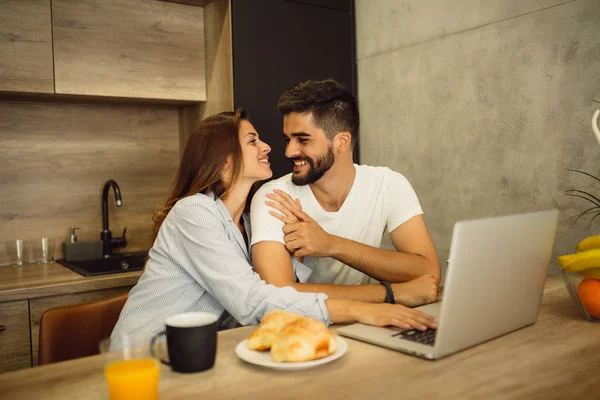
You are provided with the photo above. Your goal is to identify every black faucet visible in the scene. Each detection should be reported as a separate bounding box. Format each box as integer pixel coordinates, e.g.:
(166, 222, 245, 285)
(101, 179, 127, 258)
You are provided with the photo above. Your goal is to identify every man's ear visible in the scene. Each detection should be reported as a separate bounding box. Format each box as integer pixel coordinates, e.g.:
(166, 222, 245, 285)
(333, 131, 352, 153)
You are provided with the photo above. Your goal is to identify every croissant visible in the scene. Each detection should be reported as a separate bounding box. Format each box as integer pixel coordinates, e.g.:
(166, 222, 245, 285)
(271, 317, 337, 363)
(247, 310, 302, 351)
(247, 310, 337, 362)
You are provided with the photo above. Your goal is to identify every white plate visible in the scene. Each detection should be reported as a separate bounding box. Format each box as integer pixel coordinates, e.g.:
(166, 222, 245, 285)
(235, 336, 348, 371)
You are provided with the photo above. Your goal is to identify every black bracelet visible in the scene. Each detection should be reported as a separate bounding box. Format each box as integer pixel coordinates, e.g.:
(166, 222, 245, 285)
(380, 281, 395, 304)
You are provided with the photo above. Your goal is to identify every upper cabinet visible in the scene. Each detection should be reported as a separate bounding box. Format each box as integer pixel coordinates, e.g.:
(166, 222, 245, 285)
(52, 0, 207, 101)
(0, 0, 54, 93)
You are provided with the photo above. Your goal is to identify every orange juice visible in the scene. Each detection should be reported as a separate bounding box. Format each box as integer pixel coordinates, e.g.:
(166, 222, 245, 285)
(105, 358, 160, 400)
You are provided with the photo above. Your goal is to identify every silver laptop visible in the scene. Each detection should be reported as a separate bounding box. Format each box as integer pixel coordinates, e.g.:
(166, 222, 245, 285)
(338, 209, 559, 360)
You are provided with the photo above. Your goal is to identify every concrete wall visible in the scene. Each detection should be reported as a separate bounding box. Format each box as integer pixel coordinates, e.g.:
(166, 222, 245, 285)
(355, 0, 600, 274)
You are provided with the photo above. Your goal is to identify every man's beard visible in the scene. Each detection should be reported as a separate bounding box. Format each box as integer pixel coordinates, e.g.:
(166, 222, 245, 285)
(291, 146, 335, 186)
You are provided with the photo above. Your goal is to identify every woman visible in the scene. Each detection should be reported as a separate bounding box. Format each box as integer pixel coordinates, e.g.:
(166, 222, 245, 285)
(112, 110, 436, 340)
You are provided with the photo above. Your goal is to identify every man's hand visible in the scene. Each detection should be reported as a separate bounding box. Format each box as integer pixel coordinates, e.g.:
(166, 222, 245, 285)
(283, 209, 334, 258)
(266, 189, 335, 258)
(391, 274, 439, 307)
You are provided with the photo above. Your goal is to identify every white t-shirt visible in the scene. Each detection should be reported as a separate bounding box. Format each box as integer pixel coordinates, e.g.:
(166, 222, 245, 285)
(250, 164, 423, 285)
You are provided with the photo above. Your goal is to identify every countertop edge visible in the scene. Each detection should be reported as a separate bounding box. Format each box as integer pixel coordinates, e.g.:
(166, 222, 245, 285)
(0, 268, 142, 303)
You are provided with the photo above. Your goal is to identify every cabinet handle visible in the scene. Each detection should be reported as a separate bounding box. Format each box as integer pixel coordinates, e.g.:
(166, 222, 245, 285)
(0, 325, 5, 333)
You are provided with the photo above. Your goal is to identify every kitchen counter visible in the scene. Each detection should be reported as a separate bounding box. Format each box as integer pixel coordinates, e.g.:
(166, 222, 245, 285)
(0, 262, 142, 303)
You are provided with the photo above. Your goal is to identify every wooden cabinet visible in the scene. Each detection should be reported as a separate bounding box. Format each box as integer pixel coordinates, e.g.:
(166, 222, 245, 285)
(0, 300, 32, 373)
(29, 287, 132, 367)
(52, 0, 207, 101)
(0, 0, 221, 103)
(0, 0, 54, 93)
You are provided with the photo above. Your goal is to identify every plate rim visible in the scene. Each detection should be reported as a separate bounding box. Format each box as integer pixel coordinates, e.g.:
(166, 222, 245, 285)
(235, 335, 348, 370)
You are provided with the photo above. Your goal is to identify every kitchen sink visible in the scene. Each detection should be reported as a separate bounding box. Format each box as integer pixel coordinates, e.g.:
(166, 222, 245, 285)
(57, 251, 148, 277)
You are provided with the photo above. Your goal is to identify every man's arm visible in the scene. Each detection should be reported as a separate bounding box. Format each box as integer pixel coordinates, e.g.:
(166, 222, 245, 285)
(328, 214, 440, 282)
(252, 241, 438, 305)
(268, 172, 441, 283)
(250, 184, 438, 305)
(280, 207, 440, 284)
(252, 241, 390, 303)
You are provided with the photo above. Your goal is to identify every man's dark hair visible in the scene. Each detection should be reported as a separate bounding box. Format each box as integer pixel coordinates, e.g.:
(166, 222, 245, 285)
(277, 79, 359, 148)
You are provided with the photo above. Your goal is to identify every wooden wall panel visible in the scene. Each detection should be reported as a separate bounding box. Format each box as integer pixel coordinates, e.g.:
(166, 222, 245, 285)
(180, 0, 233, 153)
(0, 101, 180, 259)
(0, 0, 54, 93)
(52, 0, 206, 101)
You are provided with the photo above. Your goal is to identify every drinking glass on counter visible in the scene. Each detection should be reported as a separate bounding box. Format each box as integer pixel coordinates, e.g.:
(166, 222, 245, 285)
(30, 237, 55, 264)
(5, 239, 26, 267)
(2, 238, 56, 266)
(0, 241, 11, 266)
(99, 335, 161, 400)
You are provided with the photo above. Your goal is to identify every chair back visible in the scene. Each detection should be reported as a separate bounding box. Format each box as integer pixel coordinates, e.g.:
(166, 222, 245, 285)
(38, 293, 128, 365)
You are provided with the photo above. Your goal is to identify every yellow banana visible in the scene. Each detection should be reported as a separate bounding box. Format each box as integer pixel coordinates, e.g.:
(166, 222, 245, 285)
(576, 235, 600, 252)
(558, 249, 600, 272)
(557, 253, 577, 267)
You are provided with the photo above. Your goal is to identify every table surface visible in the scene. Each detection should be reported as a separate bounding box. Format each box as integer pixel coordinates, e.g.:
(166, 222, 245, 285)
(0, 262, 141, 302)
(1, 276, 599, 400)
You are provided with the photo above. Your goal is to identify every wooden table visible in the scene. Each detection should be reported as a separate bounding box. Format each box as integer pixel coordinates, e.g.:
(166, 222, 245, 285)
(1, 276, 599, 400)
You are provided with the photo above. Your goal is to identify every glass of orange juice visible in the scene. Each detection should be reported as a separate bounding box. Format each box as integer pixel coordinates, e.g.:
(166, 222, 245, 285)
(99, 335, 161, 400)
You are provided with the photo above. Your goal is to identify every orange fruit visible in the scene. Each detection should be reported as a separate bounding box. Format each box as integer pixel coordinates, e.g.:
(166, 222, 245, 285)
(577, 278, 600, 319)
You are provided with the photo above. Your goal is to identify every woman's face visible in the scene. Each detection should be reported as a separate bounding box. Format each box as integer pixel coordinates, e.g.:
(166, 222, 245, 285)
(239, 119, 272, 182)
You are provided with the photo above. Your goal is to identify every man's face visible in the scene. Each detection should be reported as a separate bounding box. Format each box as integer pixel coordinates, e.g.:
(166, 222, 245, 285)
(283, 112, 335, 186)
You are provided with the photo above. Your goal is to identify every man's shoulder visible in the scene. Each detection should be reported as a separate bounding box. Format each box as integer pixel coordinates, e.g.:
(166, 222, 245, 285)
(355, 164, 409, 183)
(255, 173, 297, 196)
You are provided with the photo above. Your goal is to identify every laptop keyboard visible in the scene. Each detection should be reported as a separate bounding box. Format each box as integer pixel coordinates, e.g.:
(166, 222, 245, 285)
(392, 328, 437, 346)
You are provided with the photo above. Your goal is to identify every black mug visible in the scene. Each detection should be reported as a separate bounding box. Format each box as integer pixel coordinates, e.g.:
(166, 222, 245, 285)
(151, 312, 218, 373)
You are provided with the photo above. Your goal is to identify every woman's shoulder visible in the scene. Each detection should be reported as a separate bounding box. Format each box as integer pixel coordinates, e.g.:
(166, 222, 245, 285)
(170, 192, 223, 219)
(154, 193, 227, 246)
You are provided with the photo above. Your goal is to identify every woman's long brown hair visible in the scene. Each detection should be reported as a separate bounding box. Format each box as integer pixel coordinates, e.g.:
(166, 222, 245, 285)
(152, 109, 247, 239)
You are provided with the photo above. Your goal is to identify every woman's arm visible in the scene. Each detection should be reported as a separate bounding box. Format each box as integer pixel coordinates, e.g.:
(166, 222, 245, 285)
(170, 199, 329, 326)
(170, 198, 436, 330)
(326, 300, 436, 330)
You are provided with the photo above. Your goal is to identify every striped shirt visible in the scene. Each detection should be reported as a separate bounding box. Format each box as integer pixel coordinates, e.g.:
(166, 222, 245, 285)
(111, 192, 330, 342)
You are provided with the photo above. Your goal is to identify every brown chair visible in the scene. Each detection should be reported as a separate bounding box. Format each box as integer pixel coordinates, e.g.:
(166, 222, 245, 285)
(38, 293, 128, 365)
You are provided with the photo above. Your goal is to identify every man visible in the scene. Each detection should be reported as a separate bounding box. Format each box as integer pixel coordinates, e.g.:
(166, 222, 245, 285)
(250, 79, 440, 306)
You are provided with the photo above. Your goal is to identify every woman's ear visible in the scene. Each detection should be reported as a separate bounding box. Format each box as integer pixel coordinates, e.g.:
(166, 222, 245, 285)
(221, 156, 233, 183)
(222, 154, 235, 171)
(222, 158, 232, 172)
(334, 131, 352, 153)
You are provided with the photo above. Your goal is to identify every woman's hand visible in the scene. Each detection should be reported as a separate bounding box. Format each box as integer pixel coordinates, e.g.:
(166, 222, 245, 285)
(265, 189, 307, 261)
(265, 189, 303, 224)
(352, 302, 438, 331)
(266, 189, 335, 258)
